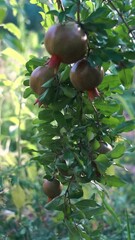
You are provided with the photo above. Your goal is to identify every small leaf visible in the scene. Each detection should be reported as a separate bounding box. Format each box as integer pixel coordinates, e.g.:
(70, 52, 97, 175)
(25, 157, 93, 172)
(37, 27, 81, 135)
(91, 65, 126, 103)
(119, 68, 133, 89)
(1, 23, 21, 39)
(0, 7, 6, 23)
(101, 194, 121, 224)
(75, 199, 98, 209)
(113, 120, 135, 134)
(45, 195, 64, 211)
(11, 184, 26, 209)
(69, 182, 83, 199)
(23, 87, 33, 98)
(108, 143, 125, 159)
(2, 48, 25, 64)
(95, 155, 111, 174)
(102, 175, 125, 187)
(61, 86, 76, 98)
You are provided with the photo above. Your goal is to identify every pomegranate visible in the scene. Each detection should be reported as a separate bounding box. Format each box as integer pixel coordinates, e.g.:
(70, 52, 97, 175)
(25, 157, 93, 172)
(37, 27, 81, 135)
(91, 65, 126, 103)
(70, 59, 103, 91)
(43, 179, 62, 200)
(29, 65, 55, 95)
(98, 142, 112, 154)
(44, 22, 88, 66)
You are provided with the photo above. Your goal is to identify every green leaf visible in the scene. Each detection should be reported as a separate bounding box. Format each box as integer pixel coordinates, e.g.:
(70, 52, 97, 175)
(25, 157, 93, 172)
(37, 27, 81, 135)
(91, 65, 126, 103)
(45, 195, 64, 211)
(101, 194, 121, 224)
(69, 182, 83, 199)
(53, 111, 67, 127)
(72, 205, 105, 220)
(60, 66, 70, 82)
(38, 110, 53, 122)
(2, 48, 25, 64)
(86, 6, 110, 21)
(95, 100, 120, 115)
(63, 151, 74, 163)
(95, 155, 111, 174)
(65, 220, 81, 240)
(26, 57, 46, 73)
(1, 23, 21, 39)
(108, 142, 125, 159)
(102, 175, 125, 187)
(46, 10, 59, 16)
(61, 86, 76, 98)
(113, 120, 135, 134)
(101, 116, 124, 127)
(99, 75, 121, 90)
(42, 78, 55, 88)
(119, 68, 133, 89)
(75, 199, 98, 209)
(23, 79, 29, 86)
(0, 7, 6, 24)
(23, 87, 33, 98)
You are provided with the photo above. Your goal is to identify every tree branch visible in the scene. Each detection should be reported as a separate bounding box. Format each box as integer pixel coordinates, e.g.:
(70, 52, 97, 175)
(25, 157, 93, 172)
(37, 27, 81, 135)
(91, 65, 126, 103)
(56, 0, 64, 11)
(77, 0, 81, 23)
(103, 0, 135, 39)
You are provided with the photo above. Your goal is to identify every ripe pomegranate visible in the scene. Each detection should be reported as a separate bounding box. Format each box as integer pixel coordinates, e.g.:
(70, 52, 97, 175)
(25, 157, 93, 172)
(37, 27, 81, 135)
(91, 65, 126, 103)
(70, 59, 103, 91)
(98, 142, 112, 154)
(44, 22, 88, 66)
(43, 179, 62, 200)
(30, 65, 55, 96)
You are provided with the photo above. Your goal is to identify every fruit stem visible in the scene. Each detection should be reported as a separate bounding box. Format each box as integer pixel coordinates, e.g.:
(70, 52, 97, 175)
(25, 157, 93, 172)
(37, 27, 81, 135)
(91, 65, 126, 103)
(48, 55, 61, 71)
(88, 88, 100, 101)
(76, 0, 81, 23)
(34, 98, 42, 107)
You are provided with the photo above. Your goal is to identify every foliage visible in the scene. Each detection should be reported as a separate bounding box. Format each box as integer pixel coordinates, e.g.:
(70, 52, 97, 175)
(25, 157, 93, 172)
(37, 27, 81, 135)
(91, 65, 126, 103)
(0, 0, 135, 239)
(23, 0, 135, 238)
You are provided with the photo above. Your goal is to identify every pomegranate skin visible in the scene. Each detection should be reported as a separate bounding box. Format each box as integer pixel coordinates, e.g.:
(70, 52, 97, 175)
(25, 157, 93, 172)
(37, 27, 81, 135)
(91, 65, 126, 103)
(70, 59, 103, 91)
(98, 142, 113, 154)
(44, 22, 88, 64)
(30, 66, 55, 95)
(43, 179, 62, 199)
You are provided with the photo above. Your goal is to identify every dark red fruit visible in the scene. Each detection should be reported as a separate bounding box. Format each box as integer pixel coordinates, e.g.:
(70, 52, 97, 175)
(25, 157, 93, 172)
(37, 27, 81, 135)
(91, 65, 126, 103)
(44, 22, 88, 65)
(30, 65, 55, 95)
(43, 179, 62, 199)
(70, 59, 103, 91)
(98, 142, 112, 154)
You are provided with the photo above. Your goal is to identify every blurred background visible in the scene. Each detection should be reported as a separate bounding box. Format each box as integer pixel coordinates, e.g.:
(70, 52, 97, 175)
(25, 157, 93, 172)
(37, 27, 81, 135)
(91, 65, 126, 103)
(0, 0, 135, 239)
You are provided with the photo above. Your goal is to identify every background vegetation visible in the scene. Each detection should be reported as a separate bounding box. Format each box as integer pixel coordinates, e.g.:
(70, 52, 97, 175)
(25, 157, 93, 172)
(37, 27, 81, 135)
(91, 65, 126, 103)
(0, 0, 135, 239)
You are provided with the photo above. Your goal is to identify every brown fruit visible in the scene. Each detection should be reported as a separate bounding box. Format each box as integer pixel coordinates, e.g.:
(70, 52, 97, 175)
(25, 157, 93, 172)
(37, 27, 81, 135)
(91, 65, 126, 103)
(70, 59, 103, 91)
(29, 66, 55, 95)
(43, 179, 62, 199)
(44, 22, 88, 64)
(98, 142, 112, 154)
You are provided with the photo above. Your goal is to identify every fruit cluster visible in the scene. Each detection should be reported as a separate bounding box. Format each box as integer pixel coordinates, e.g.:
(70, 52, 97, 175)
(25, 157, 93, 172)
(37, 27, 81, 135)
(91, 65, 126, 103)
(29, 21, 107, 202)
(30, 21, 104, 106)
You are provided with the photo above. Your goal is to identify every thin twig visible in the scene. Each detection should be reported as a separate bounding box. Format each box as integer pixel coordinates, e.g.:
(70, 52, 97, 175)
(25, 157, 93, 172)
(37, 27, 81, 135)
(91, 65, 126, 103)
(56, 0, 65, 11)
(77, 0, 81, 23)
(103, 0, 135, 39)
